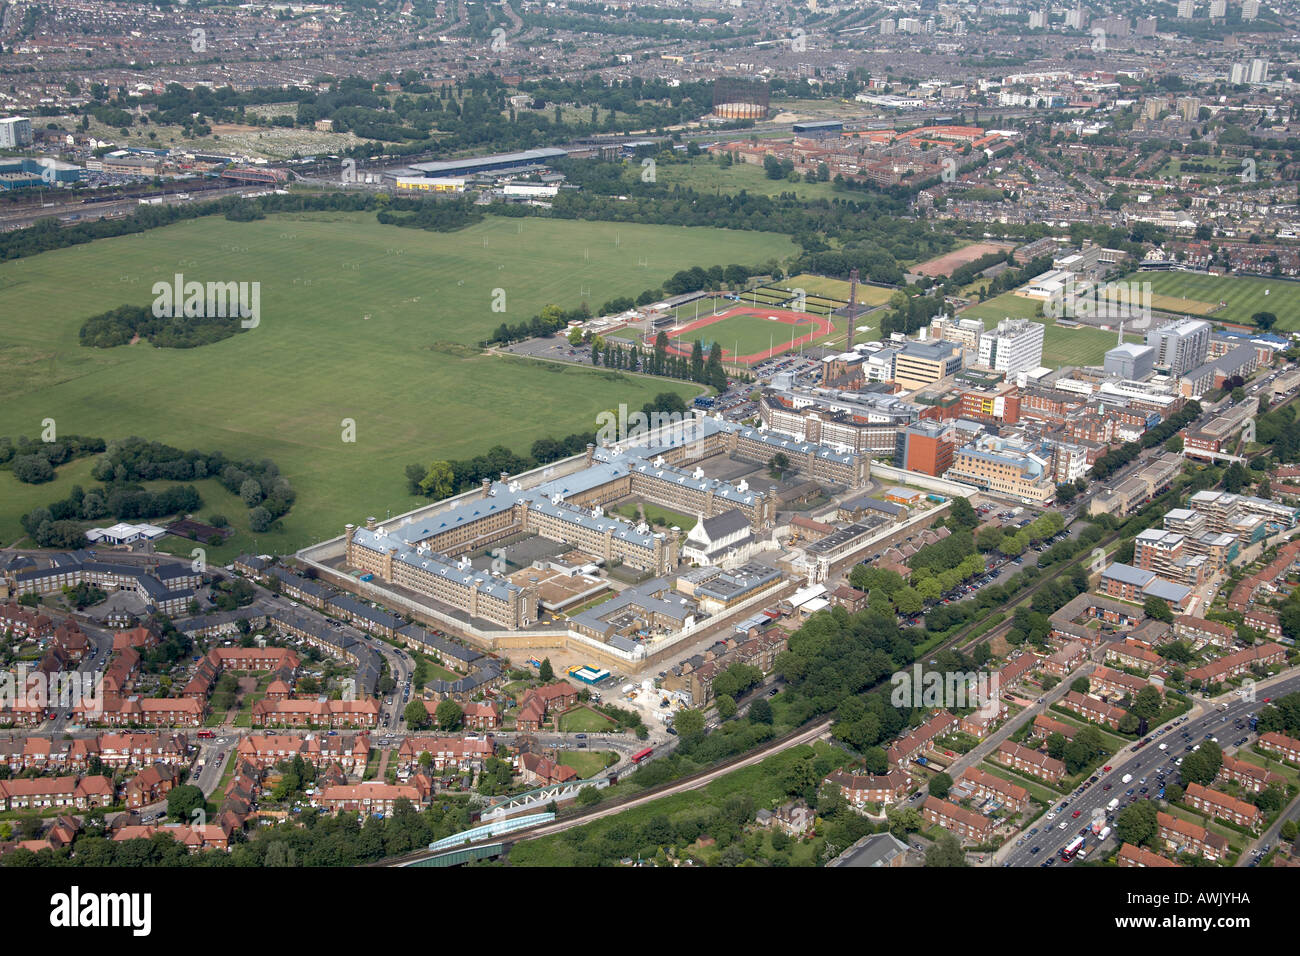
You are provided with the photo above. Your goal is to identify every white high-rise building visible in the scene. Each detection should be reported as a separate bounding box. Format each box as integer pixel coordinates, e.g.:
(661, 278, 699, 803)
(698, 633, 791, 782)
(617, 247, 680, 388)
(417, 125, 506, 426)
(978, 319, 1046, 377)
(1209, 0, 1226, 18)
(1177, 0, 1195, 17)
(1029, 10, 1046, 28)
(1242, 0, 1260, 20)
(880, 18, 896, 34)
(1145, 319, 1211, 377)
(1064, 7, 1083, 29)
(1248, 58, 1269, 84)
(0, 116, 33, 149)
(1230, 62, 1248, 84)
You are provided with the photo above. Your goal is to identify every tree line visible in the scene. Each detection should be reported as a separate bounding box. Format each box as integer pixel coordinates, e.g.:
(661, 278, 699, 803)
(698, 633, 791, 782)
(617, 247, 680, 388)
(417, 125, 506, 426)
(0, 434, 105, 484)
(79, 303, 248, 350)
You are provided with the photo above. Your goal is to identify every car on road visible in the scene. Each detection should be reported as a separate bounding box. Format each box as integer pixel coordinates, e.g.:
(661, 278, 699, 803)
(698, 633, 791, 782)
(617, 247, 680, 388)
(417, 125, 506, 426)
(1072, 810, 1081, 818)
(1030, 846, 1040, 854)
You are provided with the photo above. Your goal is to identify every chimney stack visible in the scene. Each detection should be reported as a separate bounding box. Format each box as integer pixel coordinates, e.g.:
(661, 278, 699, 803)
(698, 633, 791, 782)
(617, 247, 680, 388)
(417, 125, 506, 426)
(846, 268, 859, 353)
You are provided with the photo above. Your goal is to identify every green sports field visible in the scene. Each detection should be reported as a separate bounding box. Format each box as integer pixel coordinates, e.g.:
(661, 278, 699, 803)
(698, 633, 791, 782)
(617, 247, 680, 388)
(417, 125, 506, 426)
(1121, 271, 1300, 331)
(666, 307, 832, 364)
(959, 292, 1144, 367)
(0, 211, 794, 555)
(774, 273, 896, 307)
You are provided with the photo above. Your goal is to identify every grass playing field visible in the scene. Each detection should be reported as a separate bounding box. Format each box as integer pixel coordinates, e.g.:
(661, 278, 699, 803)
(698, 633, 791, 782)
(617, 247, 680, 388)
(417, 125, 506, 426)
(958, 292, 1144, 367)
(669, 295, 857, 354)
(648, 157, 840, 203)
(1122, 271, 1300, 331)
(666, 307, 832, 364)
(0, 211, 794, 555)
(777, 273, 896, 307)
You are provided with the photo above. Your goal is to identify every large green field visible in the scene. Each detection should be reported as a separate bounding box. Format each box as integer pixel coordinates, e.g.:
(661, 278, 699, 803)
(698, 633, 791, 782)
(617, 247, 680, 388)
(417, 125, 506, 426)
(650, 157, 840, 202)
(1122, 271, 1300, 331)
(959, 292, 1144, 367)
(0, 211, 794, 555)
(670, 309, 830, 363)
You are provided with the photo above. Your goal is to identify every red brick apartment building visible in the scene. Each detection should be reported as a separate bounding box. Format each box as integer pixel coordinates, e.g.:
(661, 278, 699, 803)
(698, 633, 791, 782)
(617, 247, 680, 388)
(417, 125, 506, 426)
(397, 736, 493, 772)
(1157, 812, 1228, 861)
(1216, 754, 1284, 794)
(1186, 642, 1286, 685)
(1183, 782, 1261, 829)
(1059, 690, 1126, 730)
(995, 741, 1065, 783)
(1259, 732, 1300, 764)
(0, 775, 115, 811)
(955, 767, 1029, 814)
(1032, 714, 1078, 741)
(887, 711, 958, 769)
(515, 681, 581, 732)
(825, 769, 912, 807)
(1118, 843, 1179, 867)
(250, 698, 380, 729)
(922, 796, 994, 843)
(315, 781, 426, 813)
(1173, 616, 1235, 648)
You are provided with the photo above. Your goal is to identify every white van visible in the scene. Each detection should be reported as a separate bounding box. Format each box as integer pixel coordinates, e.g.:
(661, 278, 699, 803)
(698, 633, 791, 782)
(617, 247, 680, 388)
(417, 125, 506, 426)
(1107, 797, 1120, 811)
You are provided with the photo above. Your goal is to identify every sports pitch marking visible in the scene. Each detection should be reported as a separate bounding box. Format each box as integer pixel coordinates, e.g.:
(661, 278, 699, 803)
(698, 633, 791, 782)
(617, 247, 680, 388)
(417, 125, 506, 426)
(658, 305, 835, 365)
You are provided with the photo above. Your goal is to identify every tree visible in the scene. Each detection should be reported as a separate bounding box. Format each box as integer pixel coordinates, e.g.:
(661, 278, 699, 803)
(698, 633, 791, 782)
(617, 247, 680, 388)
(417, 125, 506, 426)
(1130, 686, 1163, 721)
(925, 828, 967, 867)
(1071, 677, 1091, 694)
(576, 785, 602, 806)
(419, 461, 455, 499)
(716, 694, 737, 720)
(239, 477, 263, 506)
(944, 495, 975, 529)
(1164, 435, 1184, 454)
(1180, 741, 1222, 786)
(1046, 732, 1067, 761)
(893, 586, 924, 616)
(435, 699, 464, 731)
(538, 658, 554, 682)
(248, 506, 272, 533)
(1143, 596, 1173, 623)
(674, 707, 705, 739)
(1252, 311, 1277, 331)
(749, 698, 773, 724)
(1115, 799, 1159, 847)
(1224, 462, 1248, 494)
(929, 771, 953, 800)
(403, 699, 432, 730)
(166, 784, 204, 822)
